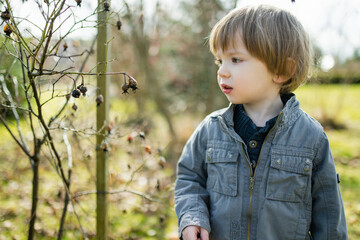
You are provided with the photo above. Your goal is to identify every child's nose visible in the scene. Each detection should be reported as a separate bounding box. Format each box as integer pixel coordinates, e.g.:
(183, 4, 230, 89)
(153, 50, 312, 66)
(217, 65, 230, 79)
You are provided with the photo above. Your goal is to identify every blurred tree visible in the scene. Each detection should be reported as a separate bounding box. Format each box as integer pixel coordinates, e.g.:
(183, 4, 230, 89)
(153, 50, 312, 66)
(110, 0, 238, 165)
(177, 0, 227, 114)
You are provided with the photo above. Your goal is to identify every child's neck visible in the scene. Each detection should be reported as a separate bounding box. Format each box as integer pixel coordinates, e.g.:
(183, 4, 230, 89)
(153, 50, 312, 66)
(242, 95, 283, 127)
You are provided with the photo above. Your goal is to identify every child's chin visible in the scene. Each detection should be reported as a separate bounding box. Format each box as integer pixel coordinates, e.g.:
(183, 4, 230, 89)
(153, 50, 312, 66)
(227, 99, 242, 105)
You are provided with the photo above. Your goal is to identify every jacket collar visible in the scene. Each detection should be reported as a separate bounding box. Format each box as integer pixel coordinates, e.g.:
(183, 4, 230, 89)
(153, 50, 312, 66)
(213, 93, 303, 130)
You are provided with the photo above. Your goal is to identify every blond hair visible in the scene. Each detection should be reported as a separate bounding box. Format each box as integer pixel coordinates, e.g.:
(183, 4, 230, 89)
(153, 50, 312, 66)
(209, 5, 312, 94)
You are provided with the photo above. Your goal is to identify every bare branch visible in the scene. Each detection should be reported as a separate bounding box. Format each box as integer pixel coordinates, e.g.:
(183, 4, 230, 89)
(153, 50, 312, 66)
(4, 0, 35, 59)
(0, 114, 32, 159)
(0, 103, 34, 114)
(62, 129, 72, 169)
(29, 70, 135, 78)
(0, 75, 30, 154)
(72, 189, 159, 202)
(47, 35, 97, 128)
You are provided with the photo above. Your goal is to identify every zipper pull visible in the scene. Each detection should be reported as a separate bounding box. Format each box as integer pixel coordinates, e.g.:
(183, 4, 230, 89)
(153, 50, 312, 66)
(249, 177, 254, 190)
(250, 160, 257, 171)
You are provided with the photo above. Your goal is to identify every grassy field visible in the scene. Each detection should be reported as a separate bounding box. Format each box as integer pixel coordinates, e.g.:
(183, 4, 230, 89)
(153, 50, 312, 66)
(0, 84, 359, 239)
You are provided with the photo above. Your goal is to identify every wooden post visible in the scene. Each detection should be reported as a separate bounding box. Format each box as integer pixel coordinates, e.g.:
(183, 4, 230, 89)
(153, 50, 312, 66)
(96, 1, 110, 239)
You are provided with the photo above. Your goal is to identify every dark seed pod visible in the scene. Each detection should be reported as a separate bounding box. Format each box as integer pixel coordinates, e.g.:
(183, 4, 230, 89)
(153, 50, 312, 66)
(1, 8, 10, 21)
(72, 103, 78, 111)
(65, 93, 71, 101)
(96, 94, 104, 106)
(128, 78, 138, 92)
(75, 0, 82, 7)
(156, 179, 160, 191)
(122, 82, 129, 94)
(101, 141, 109, 152)
(104, 1, 110, 11)
(63, 42, 68, 51)
(116, 20, 122, 30)
(106, 121, 114, 134)
(158, 156, 166, 169)
(79, 85, 87, 96)
(3, 24, 12, 37)
(138, 131, 145, 140)
(72, 89, 81, 98)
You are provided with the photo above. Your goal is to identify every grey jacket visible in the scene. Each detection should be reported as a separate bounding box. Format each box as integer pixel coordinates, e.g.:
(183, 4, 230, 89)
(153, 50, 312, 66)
(174, 95, 348, 240)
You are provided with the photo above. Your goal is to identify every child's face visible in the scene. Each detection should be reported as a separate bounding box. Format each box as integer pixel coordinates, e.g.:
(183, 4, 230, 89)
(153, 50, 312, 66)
(215, 38, 281, 106)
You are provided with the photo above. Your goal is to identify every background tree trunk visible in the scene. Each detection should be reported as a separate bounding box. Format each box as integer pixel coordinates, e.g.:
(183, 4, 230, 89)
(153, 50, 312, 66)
(96, 1, 110, 239)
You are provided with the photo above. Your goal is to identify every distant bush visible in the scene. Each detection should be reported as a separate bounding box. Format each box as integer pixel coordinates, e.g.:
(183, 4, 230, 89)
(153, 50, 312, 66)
(313, 59, 360, 84)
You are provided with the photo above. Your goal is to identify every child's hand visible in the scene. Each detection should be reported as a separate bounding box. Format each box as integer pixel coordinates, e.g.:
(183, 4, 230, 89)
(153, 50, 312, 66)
(182, 225, 209, 240)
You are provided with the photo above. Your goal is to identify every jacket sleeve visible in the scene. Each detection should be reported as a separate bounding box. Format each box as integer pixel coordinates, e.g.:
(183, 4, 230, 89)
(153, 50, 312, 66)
(310, 132, 348, 239)
(174, 118, 211, 237)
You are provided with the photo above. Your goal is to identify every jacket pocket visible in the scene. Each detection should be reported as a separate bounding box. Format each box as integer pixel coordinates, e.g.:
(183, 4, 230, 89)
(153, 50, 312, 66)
(206, 147, 239, 196)
(266, 151, 312, 202)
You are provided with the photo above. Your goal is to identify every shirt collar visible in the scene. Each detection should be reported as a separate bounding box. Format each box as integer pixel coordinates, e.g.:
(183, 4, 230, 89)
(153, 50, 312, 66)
(217, 93, 300, 129)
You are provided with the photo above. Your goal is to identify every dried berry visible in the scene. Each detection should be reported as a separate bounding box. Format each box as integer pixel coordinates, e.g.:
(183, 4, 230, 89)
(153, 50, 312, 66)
(1, 8, 10, 21)
(145, 145, 152, 154)
(116, 20, 122, 30)
(3, 24, 12, 37)
(122, 81, 129, 94)
(138, 131, 145, 140)
(103, 1, 110, 11)
(79, 85, 87, 96)
(72, 103, 78, 111)
(106, 121, 114, 133)
(72, 89, 81, 98)
(101, 141, 109, 152)
(96, 94, 104, 107)
(72, 40, 80, 47)
(128, 78, 138, 92)
(127, 135, 133, 143)
(75, 0, 82, 7)
(158, 156, 166, 168)
(63, 42, 68, 51)
(156, 179, 160, 191)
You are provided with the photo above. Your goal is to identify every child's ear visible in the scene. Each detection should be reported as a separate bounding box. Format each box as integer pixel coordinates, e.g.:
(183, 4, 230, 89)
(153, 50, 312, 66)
(273, 58, 297, 84)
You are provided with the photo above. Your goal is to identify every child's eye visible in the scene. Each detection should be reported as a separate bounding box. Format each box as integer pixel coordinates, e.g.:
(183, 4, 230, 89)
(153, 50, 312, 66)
(232, 58, 242, 63)
(214, 59, 222, 66)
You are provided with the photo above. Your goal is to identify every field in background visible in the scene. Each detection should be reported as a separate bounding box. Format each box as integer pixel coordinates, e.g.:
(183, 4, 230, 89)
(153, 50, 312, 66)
(0, 84, 359, 239)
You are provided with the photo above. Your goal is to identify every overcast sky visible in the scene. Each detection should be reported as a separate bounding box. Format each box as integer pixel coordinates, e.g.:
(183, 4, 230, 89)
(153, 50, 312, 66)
(7, 0, 360, 61)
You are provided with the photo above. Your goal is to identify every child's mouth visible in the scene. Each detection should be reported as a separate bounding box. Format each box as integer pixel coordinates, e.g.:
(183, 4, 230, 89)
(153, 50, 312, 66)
(221, 84, 233, 94)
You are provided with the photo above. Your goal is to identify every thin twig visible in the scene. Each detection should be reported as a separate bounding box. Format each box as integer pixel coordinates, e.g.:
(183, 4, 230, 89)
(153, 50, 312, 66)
(0, 114, 32, 159)
(0, 103, 33, 114)
(73, 189, 159, 202)
(0, 75, 30, 154)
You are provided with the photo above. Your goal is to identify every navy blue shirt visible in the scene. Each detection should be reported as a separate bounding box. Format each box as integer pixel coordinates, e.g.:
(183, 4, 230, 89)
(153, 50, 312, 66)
(233, 95, 291, 168)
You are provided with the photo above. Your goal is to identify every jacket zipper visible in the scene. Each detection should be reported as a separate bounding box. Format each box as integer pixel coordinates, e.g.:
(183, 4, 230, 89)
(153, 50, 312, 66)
(244, 112, 283, 240)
